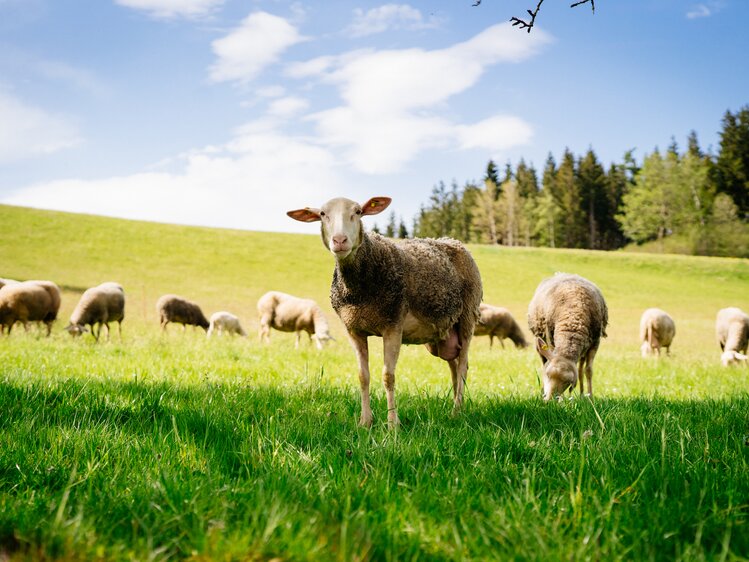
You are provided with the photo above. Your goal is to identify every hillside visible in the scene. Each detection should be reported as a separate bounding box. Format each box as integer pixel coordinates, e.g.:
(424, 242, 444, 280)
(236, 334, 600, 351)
(2, 203, 747, 355)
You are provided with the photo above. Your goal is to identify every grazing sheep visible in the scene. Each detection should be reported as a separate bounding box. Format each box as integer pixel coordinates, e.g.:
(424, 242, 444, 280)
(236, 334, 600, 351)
(156, 294, 209, 332)
(207, 311, 246, 337)
(716, 307, 749, 366)
(65, 282, 125, 341)
(288, 196, 482, 428)
(640, 308, 675, 357)
(257, 291, 334, 349)
(474, 303, 528, 349)
(0, 282, 54, 335)
(527, 273, 608, 401)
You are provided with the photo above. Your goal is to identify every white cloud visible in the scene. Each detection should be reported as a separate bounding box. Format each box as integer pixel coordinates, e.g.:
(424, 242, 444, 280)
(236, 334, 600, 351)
(115, 0, 224, 19)
(0, 91, 81, 163)
(267, 96, 309, 117)
(303, 22, 550, 173)
(209, 12, 306, 84)
(456, 116, 534, 152)
(2, 123, 341, 233)
(346, 4, 439, 37)
(686, 4, 711, 18)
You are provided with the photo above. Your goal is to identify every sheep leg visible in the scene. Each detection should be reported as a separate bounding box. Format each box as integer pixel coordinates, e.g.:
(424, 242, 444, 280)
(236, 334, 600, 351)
(488, 334, 493, 349)
(451, 338, 470, 414)
(104, 322, 111, 342)
(118, 321, 123, 340)
(583, 346, 598, 397)
(295, 332, 301, 349)
(382, 328, 402, 428)
(349, 333, 373, 428)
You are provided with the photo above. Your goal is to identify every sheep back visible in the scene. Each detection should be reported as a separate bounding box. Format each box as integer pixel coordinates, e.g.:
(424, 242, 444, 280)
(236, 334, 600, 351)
(71, 282, 125, 327)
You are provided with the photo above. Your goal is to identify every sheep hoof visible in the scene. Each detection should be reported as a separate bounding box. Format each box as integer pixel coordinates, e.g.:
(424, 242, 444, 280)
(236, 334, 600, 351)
(387, 412, 401, 429)
(358, 414, 373, 428)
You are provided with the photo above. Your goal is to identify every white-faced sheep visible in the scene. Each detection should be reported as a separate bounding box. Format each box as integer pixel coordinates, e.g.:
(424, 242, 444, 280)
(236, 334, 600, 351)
(474, 303, 528, 349)
(65, 282, 125, 341)
(288, 196, 482, 428)
(640, 308, 675, 357)
(716, 307, 749, 366)
(207, 311, 246, 337)
(257, 291, 334, 350)
(527, 273, 608, 401)
(0, 282, 54, 335)
(156, 294, 209, 332)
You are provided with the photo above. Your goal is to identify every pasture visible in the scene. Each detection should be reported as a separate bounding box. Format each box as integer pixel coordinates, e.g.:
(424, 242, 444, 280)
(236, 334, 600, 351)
(1, 203, 748, 561)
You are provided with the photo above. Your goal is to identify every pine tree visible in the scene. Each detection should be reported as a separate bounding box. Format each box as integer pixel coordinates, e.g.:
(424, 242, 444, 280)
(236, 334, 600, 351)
(713, 106, 749, 217)
(385, 211, 397, 237)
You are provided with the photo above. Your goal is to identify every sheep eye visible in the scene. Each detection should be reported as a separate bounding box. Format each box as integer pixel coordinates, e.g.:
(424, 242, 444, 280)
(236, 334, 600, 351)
(320, 211, 326, 218)
(355, 209, 362, 216)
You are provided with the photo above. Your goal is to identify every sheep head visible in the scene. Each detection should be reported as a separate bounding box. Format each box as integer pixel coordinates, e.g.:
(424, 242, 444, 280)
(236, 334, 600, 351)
(536, 337, 577, 401)
(287, 197, 391, 260)
(65, 323, 89, 337)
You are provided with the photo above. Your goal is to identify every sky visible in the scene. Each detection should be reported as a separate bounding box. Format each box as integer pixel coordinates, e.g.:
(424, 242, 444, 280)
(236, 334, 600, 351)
(1, 0, 748, 233)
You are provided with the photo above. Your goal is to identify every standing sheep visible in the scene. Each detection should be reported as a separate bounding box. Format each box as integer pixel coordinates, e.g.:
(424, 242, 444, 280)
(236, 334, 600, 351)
(640, 308, 675, 357)
(288, 196, 482, 428)
(257, 291, 334, 349)
(0, 282, 54, 335)
(716, 307, 749, 366)
(25, 280, 61, 336)
(527, 273, 608, 401)
(65, 282, 125, 341)
(207, 311, 247, 337)
(474, 303, 528, 349)
(156, 294, 209, 332)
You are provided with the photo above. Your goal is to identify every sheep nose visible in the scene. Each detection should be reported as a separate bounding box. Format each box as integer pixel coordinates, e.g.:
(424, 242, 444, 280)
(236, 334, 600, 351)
(332, 234, 348, 248)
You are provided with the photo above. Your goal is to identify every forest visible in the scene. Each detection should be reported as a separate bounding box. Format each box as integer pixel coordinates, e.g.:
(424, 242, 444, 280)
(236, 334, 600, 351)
(379, 105, 749, 258)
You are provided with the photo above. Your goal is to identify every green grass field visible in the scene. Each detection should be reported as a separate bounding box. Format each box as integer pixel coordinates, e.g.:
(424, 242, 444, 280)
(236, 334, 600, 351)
(1, 204, 748, 561)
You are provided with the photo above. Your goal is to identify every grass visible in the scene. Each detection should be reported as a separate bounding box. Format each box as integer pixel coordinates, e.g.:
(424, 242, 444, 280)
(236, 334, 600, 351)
(1, 204, 748, 560)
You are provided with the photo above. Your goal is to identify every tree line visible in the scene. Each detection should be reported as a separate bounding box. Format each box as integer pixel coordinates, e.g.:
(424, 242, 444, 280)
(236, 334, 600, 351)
(388, 105, 749, 258)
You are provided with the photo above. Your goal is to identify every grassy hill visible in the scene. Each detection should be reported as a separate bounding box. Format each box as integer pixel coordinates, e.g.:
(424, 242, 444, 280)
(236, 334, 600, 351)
(1, 204, 748, 561)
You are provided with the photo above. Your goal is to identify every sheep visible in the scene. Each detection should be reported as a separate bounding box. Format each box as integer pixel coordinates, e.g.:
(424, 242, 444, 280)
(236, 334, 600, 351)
(65, 282, 125, 341)
(288, 196, 482, 428)
(527, 273, 608, 401)
(257, 291, 333, 349)
(26, 280, 61, 335)
(474, 303, 528, 349)
(639, 308, 675, 357)
(716, 307, 749, 366)
(156, 294, 209, 332)
(0, 282, 54, 335)
(207, 311, 247, 337)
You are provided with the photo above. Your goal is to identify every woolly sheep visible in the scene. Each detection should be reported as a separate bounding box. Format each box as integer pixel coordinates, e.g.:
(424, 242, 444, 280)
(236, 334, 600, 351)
(257, 291, 333, 349)
(474, 303, 528, 349)
(156, 294, 209, 332)
(288, 196, 482, 428)
(26, 280, 61, 335)
(0, 282, 54, 335)
(65, 282, 125, 341)
(639, 308, 675, 357)
(207, 311, 246, 337)
(716, 307, 749, 366)
(527, 273, 608, 401)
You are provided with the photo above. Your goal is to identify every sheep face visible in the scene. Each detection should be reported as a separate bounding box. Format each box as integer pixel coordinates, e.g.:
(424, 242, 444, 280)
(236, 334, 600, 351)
(721, 350, 748, 367)
(641, 341, 654, 357)
(65, 323, 89, 337)
(536, 337, 577, 401)
(312, 332, 334, 350)
(287, 197, 391, 260)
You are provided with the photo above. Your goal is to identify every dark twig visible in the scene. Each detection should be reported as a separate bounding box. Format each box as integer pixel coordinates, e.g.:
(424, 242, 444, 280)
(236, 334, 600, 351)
(509, 0, 545, 33)
(473, 0, 597, 33)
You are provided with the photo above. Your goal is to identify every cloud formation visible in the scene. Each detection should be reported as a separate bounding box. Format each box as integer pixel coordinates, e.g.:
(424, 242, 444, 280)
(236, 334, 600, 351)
(346, 4, 439, 37)
(210, 12, 306, 84)
(115, 0, 224, 19)
(0, 91, 81, 163)
(686, 4, 712, 18)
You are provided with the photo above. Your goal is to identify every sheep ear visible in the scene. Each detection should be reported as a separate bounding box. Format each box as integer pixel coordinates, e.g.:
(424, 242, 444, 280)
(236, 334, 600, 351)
(536, 337, 553, 361)
(736, 352, 748, 362)
(287, 207, 322, 222)
(361, 197, 391, 216)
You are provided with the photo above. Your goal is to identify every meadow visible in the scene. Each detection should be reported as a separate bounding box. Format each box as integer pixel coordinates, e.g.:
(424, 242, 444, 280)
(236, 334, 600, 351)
(0, 203, 748, 561)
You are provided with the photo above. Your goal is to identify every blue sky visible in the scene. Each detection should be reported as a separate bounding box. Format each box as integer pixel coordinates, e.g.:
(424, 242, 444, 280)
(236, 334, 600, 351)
(1, 0, 747, 233)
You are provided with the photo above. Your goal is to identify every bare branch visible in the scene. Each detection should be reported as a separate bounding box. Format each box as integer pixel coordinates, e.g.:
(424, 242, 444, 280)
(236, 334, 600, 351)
(473, 0, 597, 32)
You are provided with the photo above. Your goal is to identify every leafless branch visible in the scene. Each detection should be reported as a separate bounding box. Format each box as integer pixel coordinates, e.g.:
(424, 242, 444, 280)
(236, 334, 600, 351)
(473, 0, 596, 32)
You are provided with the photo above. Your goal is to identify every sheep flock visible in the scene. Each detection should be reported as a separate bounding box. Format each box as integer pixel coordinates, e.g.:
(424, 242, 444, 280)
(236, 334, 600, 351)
(2, 195, 746, 425)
